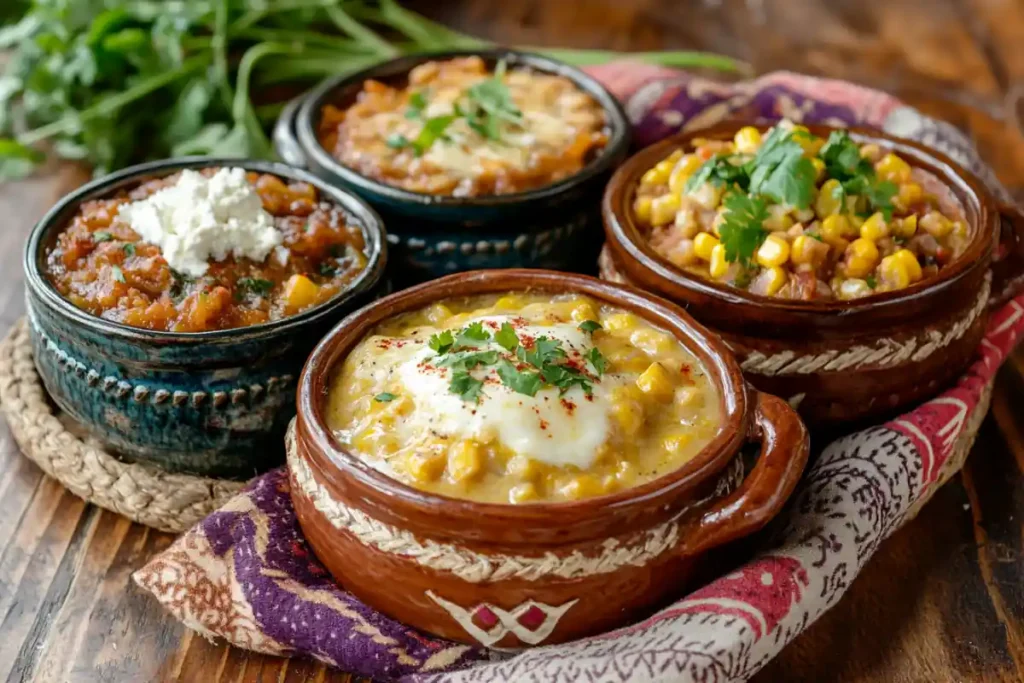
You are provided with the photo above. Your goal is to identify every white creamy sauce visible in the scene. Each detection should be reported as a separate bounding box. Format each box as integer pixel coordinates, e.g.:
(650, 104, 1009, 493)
(117, 167, 282, 277)
(365, 316, 621, 469)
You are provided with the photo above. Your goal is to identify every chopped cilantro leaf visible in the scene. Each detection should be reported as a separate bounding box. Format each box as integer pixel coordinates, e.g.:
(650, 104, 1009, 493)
(386, 132, 411, 149)
(449, 371, 483, 403)
(521, 336, 566, 368)
(405, 91, 427, 119)
(122, 242, 136, 256)
(540, 363, 593, 396)
(865, 275, 878, 288)
(746, 127, 816, 209)
(686, 155, 750, 192)
(374, 392, 396, 402)
(111, 265, 126, 283)
(577, 320, 602, 334)
(465, 59, 522, 126)
(864, 180, 898, 220)
(456, 321, 490, 344)
(719, 192, 770, 266)
(93, 231, 112, 242)
(494, 322, 519, 351)
(820, 130, 873, 183)
(436, 350, 499, 372)
(496, 359, 543, 397)
(236, 278, 273, 296)
(409, 114, 457, 156)
(585, 347, 607, 376)
(428, 330, 454, 354)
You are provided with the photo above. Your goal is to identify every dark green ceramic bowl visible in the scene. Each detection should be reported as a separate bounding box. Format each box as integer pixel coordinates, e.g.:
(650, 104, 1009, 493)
(273, 49, 631, 284)
(23, 158, 388, 479)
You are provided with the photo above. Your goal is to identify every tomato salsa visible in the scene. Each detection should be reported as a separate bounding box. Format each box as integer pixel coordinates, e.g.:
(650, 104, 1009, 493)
(43, 169, 369, 332)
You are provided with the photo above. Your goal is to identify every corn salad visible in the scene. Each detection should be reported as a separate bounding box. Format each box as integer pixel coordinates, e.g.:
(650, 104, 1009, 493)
(326, 293, 720, 504)
(632, 121, 970, 300)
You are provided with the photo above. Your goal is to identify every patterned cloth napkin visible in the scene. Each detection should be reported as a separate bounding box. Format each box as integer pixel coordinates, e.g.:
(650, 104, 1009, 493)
(134, 68, 1024, 682)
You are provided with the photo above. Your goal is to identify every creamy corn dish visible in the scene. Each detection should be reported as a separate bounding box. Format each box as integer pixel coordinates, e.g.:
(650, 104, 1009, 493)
(632, 121, 970, 300)
(318, 56, 609, 197)
(326, 293, 721, 504)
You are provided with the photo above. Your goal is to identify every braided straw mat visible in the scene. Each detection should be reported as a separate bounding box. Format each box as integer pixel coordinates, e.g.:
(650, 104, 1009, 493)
(0, 319, 247, 533)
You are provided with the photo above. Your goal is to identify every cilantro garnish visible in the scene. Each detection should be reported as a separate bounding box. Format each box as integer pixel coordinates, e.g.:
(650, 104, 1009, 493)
(436, 350, 500, 371)
(685, 155, 750, 193)
(374, 392, 396, 402)
(577, 320, 602, 334)
(122, 242, 136, 256)
(405, 91, 427, 119)
(449, 371, 483, 403)
(719, 192, 770, 267)
(519, 336, 567, 368)
(455, 321, 490, 347)
(746, 127, 816, 209)
(111, 265, 126, 283)
(819, 130, 898, 219)
(585, 347, 607, 376)
(428, 330, 455, 354)
(496, 359, 543, 397)
(865, 275, 878, 289)
(386, 133, 411, 150)
(406, 114, 457, 156)
(494, 322, 519, 351)
(93, 231, 112, 242)
(237, 277, 274, 296)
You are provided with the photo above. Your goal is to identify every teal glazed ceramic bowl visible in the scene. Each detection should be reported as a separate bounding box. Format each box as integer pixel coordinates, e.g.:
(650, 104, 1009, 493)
(23, 158, 388, 479)
(273, 49, 631, 284)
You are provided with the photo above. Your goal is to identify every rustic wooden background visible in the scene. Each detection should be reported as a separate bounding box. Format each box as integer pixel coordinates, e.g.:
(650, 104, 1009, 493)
(2, 0, 1023, 681)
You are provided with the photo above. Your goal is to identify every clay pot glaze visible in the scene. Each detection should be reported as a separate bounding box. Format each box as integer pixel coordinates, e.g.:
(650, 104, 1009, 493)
(288, 269, 809, 647)
(272, 50, 631, 284)
(23, 158, 388, 479)
(601, 123, 1015, 426)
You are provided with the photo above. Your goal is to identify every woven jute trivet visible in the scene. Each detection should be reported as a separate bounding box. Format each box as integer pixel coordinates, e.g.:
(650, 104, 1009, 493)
(0, 319, 248, 533)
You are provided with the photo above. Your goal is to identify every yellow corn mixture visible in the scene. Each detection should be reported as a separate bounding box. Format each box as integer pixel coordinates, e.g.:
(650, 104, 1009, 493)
(632, 122, 970, 301)
(318, 56, 609, 197)
(325, 293, 721, 504)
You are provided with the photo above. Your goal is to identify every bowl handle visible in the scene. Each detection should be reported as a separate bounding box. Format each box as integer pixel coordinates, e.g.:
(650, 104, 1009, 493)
(272, 95, 308, 169)
(990, 203, 1024, 308)
(682, 391, 809, 557)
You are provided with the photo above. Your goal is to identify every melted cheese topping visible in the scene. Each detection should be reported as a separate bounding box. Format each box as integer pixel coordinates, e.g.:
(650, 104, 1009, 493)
(326, 293, 722, 505)
(317, 56, 609, 197)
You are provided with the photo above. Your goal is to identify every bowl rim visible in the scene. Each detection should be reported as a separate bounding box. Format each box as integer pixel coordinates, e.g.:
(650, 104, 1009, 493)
(602, 122, 997, 316)
(23, 157, 388, 344)
(295, 268, 754, 522)
(293, 48, 632, 208)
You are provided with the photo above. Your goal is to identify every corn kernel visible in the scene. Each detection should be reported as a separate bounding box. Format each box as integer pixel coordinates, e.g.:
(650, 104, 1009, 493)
(405, 451, 447, 482)
(849, 237, 880, 262)
(838, 278, 872, 300)
(506, 455, 541, 480)
(860, 143, 882, 162)
(651, 193, 681, 226)
(920, 210, 953, 238)
(688, 182, 722, 210)
(662, 431, 693, 454)
(425, 302, 453, 323)
(893, 214, 918, 239)
(603, 312, 638, 332)
(821, 214, 852, 244)
(636, 362, 675, 402)
(448, 440, 483, 482)
(610, 393, 644, 435)
(509, 482, 539, 504)
(693, 232, 720, 261)
(756, 234, 791, 268)
(845, 239, 879, 278)
(896, 182, 923, 209)
(676, 385, 704, 409)
(559, 475, 604, 500)
(811, 157, 826, 182)
(791, 235, 820, 266)
(633, 196, 653, 223)
(816, 179, 843, 217)
(630, 328, 673, 355)
(859, 212, 889, 241)
(283, 274, 319, 310)
(952, 220, 969, 239)
(762, 204, 794, 232)
(708, 243, 729, 278)
(734, 126, 762, 154)
(668, 154, 703, 194)
(641, 159, 674, 186)
(876, 153, 912, 183)
(879, 254, 911, 289)
(893, 248, 923, 282)
(762, 265, 788, 296)
(570, 300, 598, 323)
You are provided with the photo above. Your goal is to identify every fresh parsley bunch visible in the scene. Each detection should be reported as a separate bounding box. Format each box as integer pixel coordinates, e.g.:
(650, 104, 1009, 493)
(0, 0, 744, 180)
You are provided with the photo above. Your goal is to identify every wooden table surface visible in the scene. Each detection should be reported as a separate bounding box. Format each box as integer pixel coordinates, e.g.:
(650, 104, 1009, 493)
(2, 1, 1023, 681)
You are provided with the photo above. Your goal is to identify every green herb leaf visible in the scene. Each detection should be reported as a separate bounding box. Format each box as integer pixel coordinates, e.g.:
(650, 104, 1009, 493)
(520, 336, 567, 369)
(496, 359, 543, 397)
(236, 277, 273, 296)
(93, 231, 113, 242)
(449, 371, 483, 403)
(111, 265, 126, 283)
(585, 347, 607, 376)
(409, 114, 457, 156)
(122, 242, 136, 256)
(386, 132, 410, 149)
(865, 275, 878, 289)
(494, 322, 519, 351)
(577, 320, 602, 334)
(436, 350, 500, 372)
(539, 363, 593, 396)
(456, 321, 490, 345)
(374, 392, 396, 402)
(718, 192, 770, 267)
(428, 330, 455, 355)
(746, 127, 816, 208)
(686, 154, 750, 192)
(405, 90, 427, 119)
(865, 180, 898, 220)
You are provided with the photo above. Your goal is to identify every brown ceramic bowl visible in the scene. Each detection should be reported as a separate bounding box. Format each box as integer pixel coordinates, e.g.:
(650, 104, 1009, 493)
(288, 269, 809, 647)
(601, 123, 1014, 426)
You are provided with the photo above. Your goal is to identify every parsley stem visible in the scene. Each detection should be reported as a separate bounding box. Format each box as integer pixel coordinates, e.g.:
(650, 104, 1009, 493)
(18, 56, 208, 145)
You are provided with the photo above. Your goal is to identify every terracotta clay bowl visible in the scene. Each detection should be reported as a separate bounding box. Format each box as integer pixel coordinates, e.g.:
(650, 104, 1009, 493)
(273, 50, 631, 284)
(288, 268, 809, 647)
(601, 123, 1020, 427)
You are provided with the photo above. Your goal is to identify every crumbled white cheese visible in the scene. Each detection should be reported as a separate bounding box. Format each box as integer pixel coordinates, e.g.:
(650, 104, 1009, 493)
(118, 167, 282, 277)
